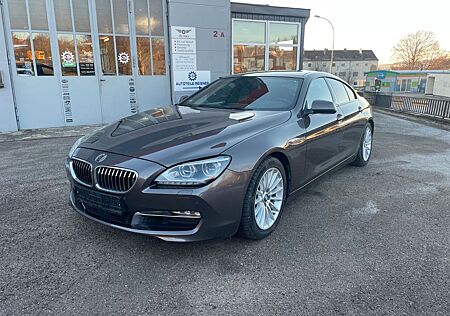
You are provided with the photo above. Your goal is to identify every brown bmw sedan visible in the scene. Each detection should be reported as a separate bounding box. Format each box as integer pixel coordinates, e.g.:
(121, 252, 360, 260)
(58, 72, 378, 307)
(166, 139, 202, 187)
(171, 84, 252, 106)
(66, 71, 374, 242)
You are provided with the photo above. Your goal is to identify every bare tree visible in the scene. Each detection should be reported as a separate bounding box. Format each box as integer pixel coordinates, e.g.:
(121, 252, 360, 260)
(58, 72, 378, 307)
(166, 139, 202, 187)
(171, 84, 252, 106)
(392, 31, 448, 70)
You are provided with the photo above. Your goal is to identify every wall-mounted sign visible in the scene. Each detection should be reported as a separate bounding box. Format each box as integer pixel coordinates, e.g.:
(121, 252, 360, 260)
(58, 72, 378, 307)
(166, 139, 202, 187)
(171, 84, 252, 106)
(171, 26, 196, 71)
(60, 79, 73, 123)
(174, 71, 211, 91)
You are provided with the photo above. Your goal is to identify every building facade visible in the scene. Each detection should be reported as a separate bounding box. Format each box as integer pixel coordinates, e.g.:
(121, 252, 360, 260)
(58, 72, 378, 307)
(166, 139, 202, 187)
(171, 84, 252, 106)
(0, 0, 309, 132)
(303, 49, 378, 88)
(364, 70, 450, 93)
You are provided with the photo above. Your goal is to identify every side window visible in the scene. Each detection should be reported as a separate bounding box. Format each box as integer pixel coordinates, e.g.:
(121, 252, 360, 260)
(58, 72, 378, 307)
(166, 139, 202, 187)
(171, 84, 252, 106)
(344, 84, 357, 100)
(305, 78, 333, 109)
(326, 78, 350, 105)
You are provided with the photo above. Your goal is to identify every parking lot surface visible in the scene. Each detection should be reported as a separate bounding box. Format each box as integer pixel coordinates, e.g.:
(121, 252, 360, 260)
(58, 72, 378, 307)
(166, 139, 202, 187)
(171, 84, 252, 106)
(1, 112, 449, 315)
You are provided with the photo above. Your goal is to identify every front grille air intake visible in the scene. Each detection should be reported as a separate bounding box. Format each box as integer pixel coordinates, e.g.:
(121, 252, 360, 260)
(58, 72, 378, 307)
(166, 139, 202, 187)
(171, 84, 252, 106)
(95, 166, 137, 193)
(71, 159, 93, 186)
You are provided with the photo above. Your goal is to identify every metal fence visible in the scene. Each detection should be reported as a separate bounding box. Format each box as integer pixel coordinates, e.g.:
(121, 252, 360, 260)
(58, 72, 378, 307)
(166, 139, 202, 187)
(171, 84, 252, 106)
(363, 92, 450, 120)
(391, 96, 450, 119)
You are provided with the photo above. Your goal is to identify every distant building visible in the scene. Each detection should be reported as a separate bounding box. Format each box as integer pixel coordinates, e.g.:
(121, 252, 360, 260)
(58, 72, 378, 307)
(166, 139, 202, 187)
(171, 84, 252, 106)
(426, 73, 450, 98)
(303, 49, 378, 87)
(365, 70, 450, 93)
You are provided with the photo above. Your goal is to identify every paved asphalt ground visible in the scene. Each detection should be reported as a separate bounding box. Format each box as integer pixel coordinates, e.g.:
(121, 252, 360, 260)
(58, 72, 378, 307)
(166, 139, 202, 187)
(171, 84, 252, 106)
(1, 112, 449, 315)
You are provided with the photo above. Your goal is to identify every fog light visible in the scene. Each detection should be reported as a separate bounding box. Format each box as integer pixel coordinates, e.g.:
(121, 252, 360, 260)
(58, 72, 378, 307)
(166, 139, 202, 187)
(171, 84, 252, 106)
(171, 211, 201, 218)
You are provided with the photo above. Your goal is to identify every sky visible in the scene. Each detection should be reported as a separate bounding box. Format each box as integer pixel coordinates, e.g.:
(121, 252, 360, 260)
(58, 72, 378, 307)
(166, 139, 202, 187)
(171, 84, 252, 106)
(233, 0, 450, 64)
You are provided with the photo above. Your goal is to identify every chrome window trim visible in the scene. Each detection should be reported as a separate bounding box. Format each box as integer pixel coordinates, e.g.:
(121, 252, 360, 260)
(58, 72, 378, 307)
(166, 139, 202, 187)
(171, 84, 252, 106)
(94, 165, 138, 194)
(69, 157, 93, 187)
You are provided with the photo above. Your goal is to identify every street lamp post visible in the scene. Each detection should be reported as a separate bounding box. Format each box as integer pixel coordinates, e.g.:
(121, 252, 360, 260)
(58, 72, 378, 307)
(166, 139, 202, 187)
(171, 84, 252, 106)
(314, 15, 335, 74)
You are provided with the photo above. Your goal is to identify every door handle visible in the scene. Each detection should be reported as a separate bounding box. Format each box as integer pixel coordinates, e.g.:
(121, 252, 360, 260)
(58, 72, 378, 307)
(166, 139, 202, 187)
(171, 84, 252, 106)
(100, 79, 106, 82)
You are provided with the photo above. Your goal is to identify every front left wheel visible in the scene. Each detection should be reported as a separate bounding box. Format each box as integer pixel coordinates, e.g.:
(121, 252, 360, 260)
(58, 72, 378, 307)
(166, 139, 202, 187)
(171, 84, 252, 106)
(238, 157, 287, 240)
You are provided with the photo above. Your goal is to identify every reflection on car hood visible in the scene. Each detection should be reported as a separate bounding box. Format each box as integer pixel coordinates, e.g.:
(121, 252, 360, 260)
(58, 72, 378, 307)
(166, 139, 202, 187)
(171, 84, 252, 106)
(79, 105, 291, 167)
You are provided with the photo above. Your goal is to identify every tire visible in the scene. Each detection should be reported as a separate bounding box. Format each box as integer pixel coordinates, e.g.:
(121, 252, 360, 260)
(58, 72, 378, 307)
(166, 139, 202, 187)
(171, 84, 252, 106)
(238, 157, 287, 240)
(351, 123, 373, 167)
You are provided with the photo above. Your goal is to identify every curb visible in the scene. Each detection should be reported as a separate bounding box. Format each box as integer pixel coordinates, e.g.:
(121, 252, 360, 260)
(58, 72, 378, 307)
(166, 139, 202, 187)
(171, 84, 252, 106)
(373, 107, 450, 132)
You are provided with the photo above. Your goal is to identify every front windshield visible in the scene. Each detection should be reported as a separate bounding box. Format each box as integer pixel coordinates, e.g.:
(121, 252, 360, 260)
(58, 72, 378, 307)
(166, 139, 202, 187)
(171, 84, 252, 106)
(181, 76, 303, 111)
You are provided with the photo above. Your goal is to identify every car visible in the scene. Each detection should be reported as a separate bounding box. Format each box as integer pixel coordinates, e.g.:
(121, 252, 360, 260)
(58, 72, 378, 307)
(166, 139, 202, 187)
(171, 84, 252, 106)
(65, 71, 374, 242)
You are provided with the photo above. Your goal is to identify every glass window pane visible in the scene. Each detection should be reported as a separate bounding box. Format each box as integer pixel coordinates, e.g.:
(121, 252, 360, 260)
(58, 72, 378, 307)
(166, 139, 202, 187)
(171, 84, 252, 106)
(269, 46, 297, 71)
(135, 0, 149, 35)
(269, 23, 298, 45)
(77, 35, 95, 76)
(73, 0, 91, 33)
(96, 0, 113, 33)
(149, 0, 164, 36)
(32, 32, 53, 76)
(326, 78, 350, 104)
(54, 0, 73, 32)
(58, 34, 77, 76)
(8, 0, 28, 30)
(113, 0, 129, 34)
(116, 36, 131, 75)
(233, 20, 265, 44)
(305, 78, 333, 109)
(233, 45, 265, 73)
(12, 32, 34, 76)
(99, 36, 116, 75)
(137, 37, 151, 75)
(28, 0, 48, 30)
(151, 38, 166, 75)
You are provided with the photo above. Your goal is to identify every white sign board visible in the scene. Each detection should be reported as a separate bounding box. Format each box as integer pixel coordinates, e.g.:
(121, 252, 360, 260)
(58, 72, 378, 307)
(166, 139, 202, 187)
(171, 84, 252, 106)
(174, 71, 211, 91)
(171, 26, 197, 71)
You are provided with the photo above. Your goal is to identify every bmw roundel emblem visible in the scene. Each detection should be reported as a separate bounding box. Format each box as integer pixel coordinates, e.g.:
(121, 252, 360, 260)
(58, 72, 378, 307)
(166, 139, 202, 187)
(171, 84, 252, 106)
(95, 153, 108, 163)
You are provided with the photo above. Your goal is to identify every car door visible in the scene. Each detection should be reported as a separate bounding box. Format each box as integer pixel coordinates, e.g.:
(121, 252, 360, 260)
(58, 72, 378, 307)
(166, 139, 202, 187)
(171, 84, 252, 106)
(303, 78, 344, 182)
(325, 78, 366, 159)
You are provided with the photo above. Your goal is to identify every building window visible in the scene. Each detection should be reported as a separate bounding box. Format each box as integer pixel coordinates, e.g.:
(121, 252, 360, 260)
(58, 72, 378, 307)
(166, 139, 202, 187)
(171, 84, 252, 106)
(233, 20, 300, 73)
(332, 63, 336, 67)
(353, 71, 358, 77)
(341, 63, 345, 66)
(338, 72, 346, 77)
(9, 0, 54, 76)
(308, 62, 312, 67)
(134, 0, 166, 76)
(54, 0, 95, 76)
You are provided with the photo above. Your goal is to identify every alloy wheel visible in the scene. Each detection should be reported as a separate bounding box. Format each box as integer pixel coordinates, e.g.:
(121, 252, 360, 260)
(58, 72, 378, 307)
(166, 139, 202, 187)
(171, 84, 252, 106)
(254, 168, 284, 230)
(362, 126, 372, 161)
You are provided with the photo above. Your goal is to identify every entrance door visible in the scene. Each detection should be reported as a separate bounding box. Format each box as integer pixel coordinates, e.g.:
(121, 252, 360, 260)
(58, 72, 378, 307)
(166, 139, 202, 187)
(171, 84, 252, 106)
(93, 0, 170, 123)
(4, 0, 170, 129)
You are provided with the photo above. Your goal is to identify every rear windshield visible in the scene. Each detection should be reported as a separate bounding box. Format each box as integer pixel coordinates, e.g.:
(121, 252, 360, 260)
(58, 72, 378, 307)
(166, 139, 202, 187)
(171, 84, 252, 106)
(181, 76, 303, 111)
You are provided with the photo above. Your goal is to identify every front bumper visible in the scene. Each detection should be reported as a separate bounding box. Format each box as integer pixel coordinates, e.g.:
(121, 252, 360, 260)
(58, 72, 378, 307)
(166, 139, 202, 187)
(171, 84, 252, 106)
(66, 148, 250, 242)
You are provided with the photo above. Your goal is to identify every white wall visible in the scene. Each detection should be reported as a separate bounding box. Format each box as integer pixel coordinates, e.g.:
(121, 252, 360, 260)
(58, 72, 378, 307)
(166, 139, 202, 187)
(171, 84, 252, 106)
(0, 9, 18, 132)
(428, 74, 450, 98)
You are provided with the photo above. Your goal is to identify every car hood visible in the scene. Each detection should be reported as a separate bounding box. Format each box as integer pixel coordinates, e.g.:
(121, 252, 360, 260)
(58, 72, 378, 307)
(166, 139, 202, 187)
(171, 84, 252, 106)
(79, 105, 291, 167)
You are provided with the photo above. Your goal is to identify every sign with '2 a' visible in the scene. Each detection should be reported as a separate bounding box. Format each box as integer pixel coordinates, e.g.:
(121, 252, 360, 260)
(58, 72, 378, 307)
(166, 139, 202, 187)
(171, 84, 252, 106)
(174, 71, 211, 91)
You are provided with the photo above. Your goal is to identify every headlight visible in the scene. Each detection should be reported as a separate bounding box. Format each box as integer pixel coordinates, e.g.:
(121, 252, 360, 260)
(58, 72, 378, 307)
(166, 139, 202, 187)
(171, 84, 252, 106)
(155, 156, 231, 186)
(68, 135, 87, 158)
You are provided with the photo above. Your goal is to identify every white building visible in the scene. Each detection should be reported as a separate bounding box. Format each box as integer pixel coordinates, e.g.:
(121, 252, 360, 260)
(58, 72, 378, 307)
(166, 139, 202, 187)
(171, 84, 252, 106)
(303, 49, 378, 87)
(426, 73, 450, 98)
(0, 1, 310, 132)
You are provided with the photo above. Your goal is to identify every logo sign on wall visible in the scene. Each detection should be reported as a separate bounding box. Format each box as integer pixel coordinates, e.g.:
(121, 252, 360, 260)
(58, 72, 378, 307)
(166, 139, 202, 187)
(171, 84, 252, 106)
(174, 71, 211, 91)
(171, 26, 197, 71)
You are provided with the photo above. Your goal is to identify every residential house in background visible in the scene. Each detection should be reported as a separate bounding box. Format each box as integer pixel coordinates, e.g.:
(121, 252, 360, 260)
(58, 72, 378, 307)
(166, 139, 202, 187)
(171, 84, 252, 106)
(303, 49, 378, 87)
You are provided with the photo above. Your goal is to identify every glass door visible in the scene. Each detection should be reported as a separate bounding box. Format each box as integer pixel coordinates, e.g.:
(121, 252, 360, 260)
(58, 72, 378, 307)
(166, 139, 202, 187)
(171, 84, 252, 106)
(5, 0, 63, 129)
(94, 0, 134, 123)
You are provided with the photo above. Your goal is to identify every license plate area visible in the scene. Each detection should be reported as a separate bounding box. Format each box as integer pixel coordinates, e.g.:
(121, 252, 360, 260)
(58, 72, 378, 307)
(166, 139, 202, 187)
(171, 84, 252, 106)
(74, 185, 124, 216)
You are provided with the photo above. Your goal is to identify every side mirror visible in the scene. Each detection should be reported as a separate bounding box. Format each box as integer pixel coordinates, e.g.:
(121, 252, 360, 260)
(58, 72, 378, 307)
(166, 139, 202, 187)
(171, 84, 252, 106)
(304, 100, 336, 115)
(178, 95, 189, 103)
